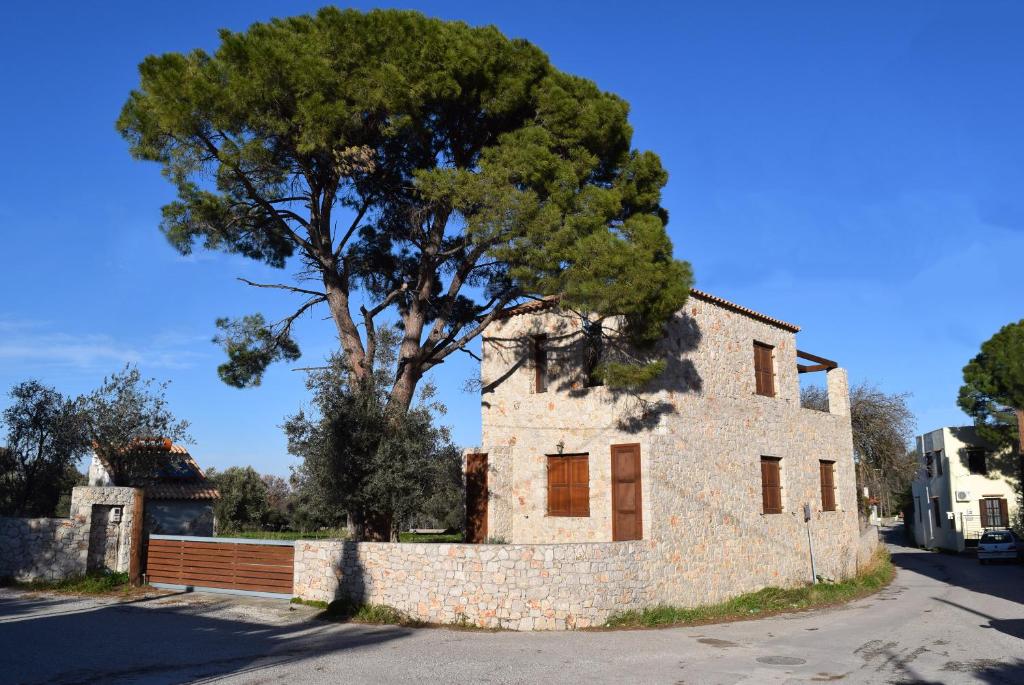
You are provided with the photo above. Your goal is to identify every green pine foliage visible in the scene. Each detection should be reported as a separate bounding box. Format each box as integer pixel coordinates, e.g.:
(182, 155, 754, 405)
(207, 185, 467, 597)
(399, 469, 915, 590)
(958, 319, 1024, 450)
(117, 7, 693, 407)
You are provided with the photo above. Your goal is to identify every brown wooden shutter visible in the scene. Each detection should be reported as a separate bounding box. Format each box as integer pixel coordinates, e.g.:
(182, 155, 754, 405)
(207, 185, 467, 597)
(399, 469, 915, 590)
(819, 461, 836, 511)
(754, 343, 775, 397)
(569, 455, 590, 516)
(998, 498, 1009, 527)
(979, 499, 990, 528)
(547, 456, 569, 515)
(761, 457, 782, 514)
(533, 335, 548, 393)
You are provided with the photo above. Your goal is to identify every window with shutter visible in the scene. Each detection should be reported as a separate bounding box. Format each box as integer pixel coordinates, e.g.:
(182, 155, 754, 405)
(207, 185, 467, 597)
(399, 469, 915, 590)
(980, 498, 1007, 528)
(819, 460, 836, 512)
(932, 498, 942, 528)
(533, 335, 548, 393)
(753, 342, 775, 397)
(761, 456, 782, 514)
(547, 454, 589, 517)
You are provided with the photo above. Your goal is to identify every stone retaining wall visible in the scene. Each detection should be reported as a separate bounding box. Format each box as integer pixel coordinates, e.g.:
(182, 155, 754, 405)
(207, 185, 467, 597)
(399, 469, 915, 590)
(293, 540, 653, 630)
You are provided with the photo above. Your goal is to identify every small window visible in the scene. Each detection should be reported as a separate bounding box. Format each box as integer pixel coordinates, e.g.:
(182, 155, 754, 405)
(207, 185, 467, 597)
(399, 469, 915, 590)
(935, 450, 943, 477)
(583, 321, 604, 388)
(760, 456, 782, 514)
(924, 452, 933, 478)
(931, 497, 942, 528)
(532, 335, 548, 393)
(753, 342, 775, 397)
(547, 453, 589, 517)
(967, 449, 988, 475)
(819, 460, 836, 512)
(980, 497, 1008, 528)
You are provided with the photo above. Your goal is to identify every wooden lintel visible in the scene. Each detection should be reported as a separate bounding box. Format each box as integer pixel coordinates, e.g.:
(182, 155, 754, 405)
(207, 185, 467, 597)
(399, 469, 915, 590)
(796, 349, 838, 369)
(798, 363, 832, 374)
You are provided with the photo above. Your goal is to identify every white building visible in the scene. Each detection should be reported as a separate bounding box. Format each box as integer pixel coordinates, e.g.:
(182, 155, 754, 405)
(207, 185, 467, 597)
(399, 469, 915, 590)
(911, 426, 1017, 551)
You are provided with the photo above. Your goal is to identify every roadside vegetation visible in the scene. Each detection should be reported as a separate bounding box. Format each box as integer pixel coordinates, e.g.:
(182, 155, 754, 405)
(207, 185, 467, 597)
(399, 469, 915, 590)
(1, 571, 132, 595)
(602, 549, 894, 629)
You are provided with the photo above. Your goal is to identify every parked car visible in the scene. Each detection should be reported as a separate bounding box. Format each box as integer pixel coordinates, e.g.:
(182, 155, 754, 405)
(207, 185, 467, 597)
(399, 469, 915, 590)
(977, 530, 1022, 564)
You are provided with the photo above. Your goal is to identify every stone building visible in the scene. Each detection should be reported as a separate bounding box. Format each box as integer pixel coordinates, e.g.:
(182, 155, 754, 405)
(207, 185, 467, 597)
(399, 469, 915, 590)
(88, 440, 218, 536)
(470, 289, 861, 595)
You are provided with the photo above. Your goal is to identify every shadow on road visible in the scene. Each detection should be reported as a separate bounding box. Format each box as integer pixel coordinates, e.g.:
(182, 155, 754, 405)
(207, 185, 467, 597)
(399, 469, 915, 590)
(0, 591, 408, 684)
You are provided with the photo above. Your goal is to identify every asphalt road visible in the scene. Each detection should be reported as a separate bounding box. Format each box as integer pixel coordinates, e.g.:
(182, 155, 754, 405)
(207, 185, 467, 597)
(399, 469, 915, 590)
(1, 527, 1022, 684)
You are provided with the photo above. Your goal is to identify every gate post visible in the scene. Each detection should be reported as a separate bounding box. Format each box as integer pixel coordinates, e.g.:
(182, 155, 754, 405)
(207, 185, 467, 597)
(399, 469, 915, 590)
(128, 488, 145, 585)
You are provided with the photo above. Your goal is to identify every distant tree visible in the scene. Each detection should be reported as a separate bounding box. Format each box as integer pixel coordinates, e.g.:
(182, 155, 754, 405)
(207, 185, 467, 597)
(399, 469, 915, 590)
(285, 469, 345, 533)
(260, 474, 291, 530)
(0, 381, 89, 517)
(79, 366, 190, 486)
(958, 320, 1024, 452)
(117, 7, 692, 415)
(802, 382, 916, 516)
(207, 466, 270, 533)
(286, 329, 464, 541)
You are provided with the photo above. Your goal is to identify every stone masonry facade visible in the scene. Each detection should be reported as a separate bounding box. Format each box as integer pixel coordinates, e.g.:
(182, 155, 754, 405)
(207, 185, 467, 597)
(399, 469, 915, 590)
(476, 291, 861, 602)
(0, 486, 142, 582)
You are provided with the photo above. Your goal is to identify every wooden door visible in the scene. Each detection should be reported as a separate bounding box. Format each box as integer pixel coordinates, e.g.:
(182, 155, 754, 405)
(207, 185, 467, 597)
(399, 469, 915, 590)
(611, 444, 643, 541)
(465, 453, 488, 543)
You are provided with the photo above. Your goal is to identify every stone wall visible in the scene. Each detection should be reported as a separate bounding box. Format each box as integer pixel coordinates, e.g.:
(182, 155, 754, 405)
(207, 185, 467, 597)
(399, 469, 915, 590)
(0, 486, 142, 582)
(856, 524, 880, 571)
(294, 539, 653, 630)
(0, 517, 90, 582)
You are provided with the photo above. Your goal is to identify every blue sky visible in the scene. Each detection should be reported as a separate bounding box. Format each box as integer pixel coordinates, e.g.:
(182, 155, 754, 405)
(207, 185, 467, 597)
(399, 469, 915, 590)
(1, 1, 1021, 476)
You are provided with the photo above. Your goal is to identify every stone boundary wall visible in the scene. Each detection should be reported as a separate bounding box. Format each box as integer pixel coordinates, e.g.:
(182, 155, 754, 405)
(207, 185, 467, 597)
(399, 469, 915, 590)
(0, 517, 90, 582)
(0, 486, 143, 582)
(856, 524, 880, 571)
(293, 540, 653, 630)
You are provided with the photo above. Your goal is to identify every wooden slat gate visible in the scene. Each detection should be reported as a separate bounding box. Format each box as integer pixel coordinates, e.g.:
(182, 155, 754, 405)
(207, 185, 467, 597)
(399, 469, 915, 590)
(145, 534, 294, 599)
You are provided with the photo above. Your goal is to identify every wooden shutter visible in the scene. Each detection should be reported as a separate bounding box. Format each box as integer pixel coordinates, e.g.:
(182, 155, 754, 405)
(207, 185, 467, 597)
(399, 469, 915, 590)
(761, 457, 782, 514)
(548, 454, 589, 517)
(979, 499, 990, 528)
(819, 461, 836, 511)
(569, 455, 590, 516)
(998, 498, 1009, 527)
(547, 456, 569, 515)
(754, 343, 775, 397)
(533, 335, 548, 393)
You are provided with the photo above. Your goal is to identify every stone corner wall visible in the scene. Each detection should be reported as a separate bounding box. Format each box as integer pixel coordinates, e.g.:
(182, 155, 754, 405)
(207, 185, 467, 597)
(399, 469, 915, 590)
(856, 524, 880, 571)
(293, 539, 653, 631)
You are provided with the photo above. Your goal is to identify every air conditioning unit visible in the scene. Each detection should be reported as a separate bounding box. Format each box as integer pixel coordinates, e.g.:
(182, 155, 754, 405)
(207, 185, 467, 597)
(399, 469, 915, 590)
(955, 489, 971, 502)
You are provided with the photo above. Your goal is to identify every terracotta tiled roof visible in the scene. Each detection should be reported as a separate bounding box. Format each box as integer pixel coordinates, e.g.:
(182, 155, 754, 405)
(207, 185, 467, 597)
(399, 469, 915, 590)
(146, 483, 220, 501)
(94, 439, 218, 499)
(496, 289, 801, 332)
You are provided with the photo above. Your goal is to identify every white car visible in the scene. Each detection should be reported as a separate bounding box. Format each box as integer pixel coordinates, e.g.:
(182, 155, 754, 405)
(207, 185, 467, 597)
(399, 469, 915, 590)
(977, 530, 1021, 564)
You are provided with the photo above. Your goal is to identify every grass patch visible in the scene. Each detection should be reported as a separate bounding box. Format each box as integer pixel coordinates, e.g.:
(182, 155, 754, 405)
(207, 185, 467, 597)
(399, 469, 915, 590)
(223, 529, 349, 541)
(603, 549, 894, 629)
(398, 532, 463, 543)
(3, 571, 132, 595)
(290, 597, 328, 610)
(319, 598, 424, 626)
